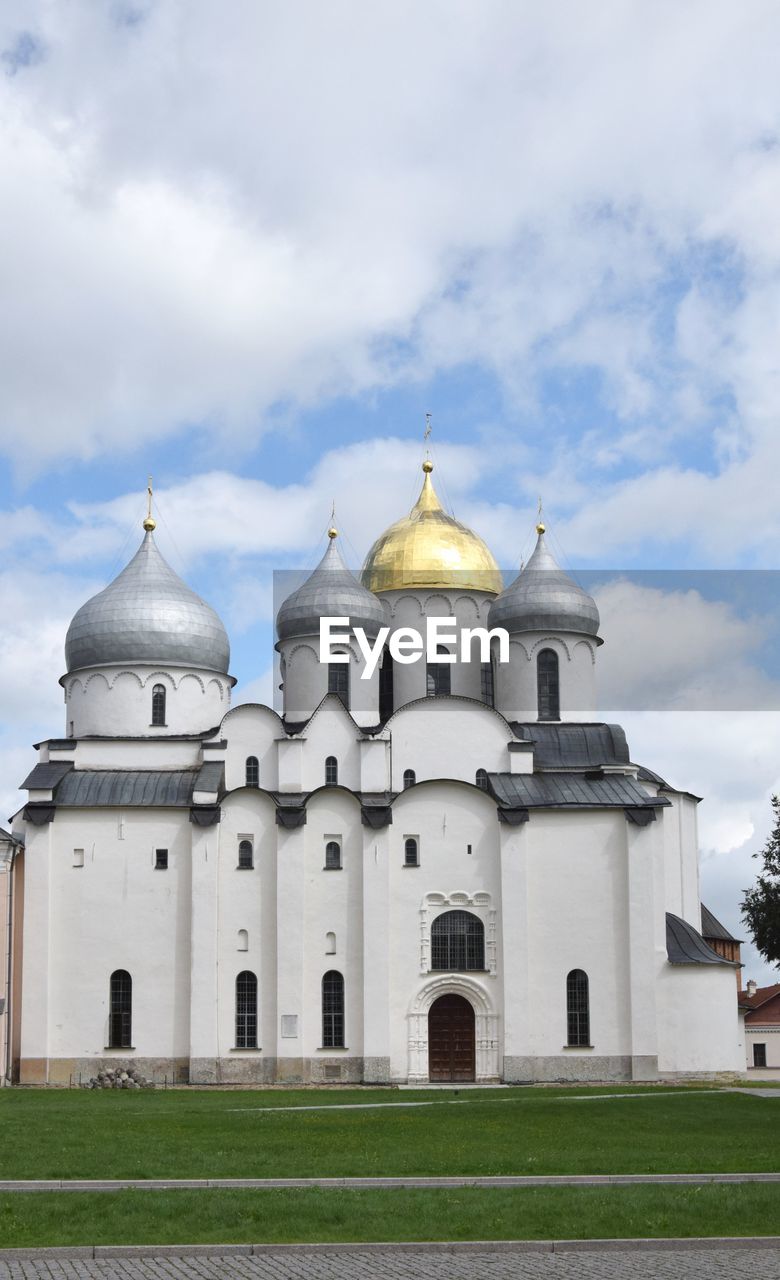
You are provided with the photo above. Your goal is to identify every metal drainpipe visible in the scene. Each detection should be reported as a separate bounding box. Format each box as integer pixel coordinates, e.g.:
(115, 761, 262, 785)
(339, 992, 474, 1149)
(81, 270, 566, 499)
(3, 844, 16, 1086)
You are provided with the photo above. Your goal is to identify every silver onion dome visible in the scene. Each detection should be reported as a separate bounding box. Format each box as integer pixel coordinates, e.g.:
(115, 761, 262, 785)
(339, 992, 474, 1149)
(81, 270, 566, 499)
(488, 527, 600, 638)
(65, 530, 230, 674)
(276, 530, 386, 642)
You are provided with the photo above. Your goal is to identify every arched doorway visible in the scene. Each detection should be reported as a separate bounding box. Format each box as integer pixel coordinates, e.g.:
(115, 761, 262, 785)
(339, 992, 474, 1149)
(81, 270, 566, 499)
(428, 993, 475, 1082)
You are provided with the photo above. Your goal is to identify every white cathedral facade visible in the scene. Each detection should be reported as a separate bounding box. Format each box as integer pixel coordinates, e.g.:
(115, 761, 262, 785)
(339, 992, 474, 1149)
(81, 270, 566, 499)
(6, 462, 744, 1085)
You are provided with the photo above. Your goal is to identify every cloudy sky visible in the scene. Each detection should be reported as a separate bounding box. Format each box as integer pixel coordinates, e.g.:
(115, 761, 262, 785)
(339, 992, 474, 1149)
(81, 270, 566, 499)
(2, 1, 780, 980)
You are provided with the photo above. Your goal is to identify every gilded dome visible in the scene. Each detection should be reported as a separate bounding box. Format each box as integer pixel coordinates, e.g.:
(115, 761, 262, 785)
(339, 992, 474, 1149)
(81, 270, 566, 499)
(65, 530, 230, 674)
(488, 528, 600, 638)
(361, 463, 502, 594)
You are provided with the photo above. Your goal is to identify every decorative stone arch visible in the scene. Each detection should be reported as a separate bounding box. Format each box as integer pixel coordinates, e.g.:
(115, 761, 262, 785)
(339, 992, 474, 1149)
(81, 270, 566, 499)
(64, 676, 85, 698)
(83, 671, 112, 691)
(572, 638, 597, 666)
(423, 592, 455, 615)
(387, 594, 425, 618)
(508, 638, 532, 663)
(138, 670, 177, 690)
(178, 672, 207, 694)
(407, 973, 500, 1084)
(420, 891, 497, 976)
(528, 635, 572, 661)
(453, 594, 482, 620)
(206, 677, 226, 699)
(287, 642, 320, 663)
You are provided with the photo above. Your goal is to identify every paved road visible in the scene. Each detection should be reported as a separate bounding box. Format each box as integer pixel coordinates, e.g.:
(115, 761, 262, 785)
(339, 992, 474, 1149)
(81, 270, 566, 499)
(2, 1247, 780, 1279)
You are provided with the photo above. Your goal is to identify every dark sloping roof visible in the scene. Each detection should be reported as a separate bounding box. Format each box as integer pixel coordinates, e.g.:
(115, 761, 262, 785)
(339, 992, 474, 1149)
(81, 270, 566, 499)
(488, 771, 668, 810)
(701, 903, 740, 942)
(20, 762, 74, 791)
(194, 762, 225, 794)
(738, 982, 780, 1011)
(510, 723, 630, 770)
(666, 912, 736, 966)
(55, 770, 198, 807)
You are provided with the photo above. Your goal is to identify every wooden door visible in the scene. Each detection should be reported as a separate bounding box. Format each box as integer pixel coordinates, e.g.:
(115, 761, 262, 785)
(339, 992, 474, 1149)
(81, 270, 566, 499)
(428, 993, 475, 1082)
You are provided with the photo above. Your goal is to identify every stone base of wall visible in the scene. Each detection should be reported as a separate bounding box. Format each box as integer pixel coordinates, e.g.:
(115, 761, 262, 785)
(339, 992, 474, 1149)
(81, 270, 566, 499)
(502, 1054, 644, 1082)
(19, 1057, 190, 1086)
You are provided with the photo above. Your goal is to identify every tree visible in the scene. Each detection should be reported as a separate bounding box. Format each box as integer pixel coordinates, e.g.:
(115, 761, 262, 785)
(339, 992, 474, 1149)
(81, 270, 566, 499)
(741, 794, 780, 968)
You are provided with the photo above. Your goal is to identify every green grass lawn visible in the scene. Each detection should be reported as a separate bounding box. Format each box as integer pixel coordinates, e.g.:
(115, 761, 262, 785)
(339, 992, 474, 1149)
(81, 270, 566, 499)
(0, 1086, 778, 1181)
(0, 1184, 778, 1247)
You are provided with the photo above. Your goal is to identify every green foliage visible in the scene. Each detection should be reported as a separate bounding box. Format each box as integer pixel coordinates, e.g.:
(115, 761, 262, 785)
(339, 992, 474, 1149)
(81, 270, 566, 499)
(0, 1184, 779, 1247)
(742, 794, 780, 967)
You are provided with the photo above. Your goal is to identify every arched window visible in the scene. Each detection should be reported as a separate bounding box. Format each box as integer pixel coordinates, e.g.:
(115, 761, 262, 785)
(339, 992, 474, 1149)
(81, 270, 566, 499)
(325, 931, 336, 954)
(379, 651, 394, 721)
(480, 661, 494, 707)
(235, 970, 258, 1048)
(237, 929, 248, 952)
(325, 840, 341, 870)
(151, 683, 166, 726)
(245, 756, 259, 787)
(404, 837, 419, 867)
(238, 839, 254, 870)
(328, 659, 350, 710)
(322, 970, 345, 1047)
(325, 756, 338, 785)
(403, 769, 416, 789)
(567, 969, 590, 1046)
(109, 970, 132, 1048)
(426, 659, 451, 697)
(431, 911, 485, 971)
(537, 649, 560, 721)
(475, 768, 488, 791)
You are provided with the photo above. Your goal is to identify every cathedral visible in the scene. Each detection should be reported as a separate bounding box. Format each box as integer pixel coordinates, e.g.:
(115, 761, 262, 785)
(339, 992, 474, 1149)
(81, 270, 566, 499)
(5, 461, 744, 1085)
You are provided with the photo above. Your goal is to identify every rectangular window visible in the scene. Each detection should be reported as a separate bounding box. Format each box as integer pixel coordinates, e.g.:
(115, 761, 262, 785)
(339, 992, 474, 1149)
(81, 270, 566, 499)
(73, 848, 84, 868)
(753, 1043, 767, 1068)
(154, 848, 168, 870)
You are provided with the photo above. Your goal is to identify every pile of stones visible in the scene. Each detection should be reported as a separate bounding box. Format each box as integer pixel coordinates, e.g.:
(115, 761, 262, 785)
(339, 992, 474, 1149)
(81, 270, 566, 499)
(82, 1066, 156, 1090)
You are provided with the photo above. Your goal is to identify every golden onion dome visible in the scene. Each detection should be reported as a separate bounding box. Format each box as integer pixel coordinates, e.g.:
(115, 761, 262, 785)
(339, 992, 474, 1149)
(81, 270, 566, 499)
(361, 462, 503, 594)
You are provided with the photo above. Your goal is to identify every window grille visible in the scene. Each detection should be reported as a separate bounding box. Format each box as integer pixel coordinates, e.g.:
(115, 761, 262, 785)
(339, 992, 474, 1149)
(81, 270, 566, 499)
(235, 970, 258, 1048)
(238, 839, 254, 869)
(404, 837, 419, 867)
(322, 970, 345, 1047)
(431, 910, 485, 971)
(481, 660, 494, 707)
(151, 684, 166, 726)
(325, 840, 341, 870)
(537, 649, 560, 721)
(403, 769, 416, 789)
(109, 970, 132, 1048)
(325, 756, 338, 785)
(475, 768, 488, 791)
(328, 660, 350, 710)
(245, 756, 259, 787)
(566, 969, 590, 1046)
(154, 848, 168, 870)
(426, 662, 451, 696)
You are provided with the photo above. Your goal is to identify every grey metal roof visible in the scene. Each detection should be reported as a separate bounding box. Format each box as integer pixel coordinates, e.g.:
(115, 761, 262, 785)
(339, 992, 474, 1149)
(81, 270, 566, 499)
(65, 531, 230, 674)
(488, 771, 668, 810)
(276, 535, 386, 642)
(194, 762, 225, 794)
(513, 722, 630, 769)
(20, 762, 73, 791)
(666, 912, 736, 966)
(55, 770, 198, 807)
(488, 531, 600, 637)
(700, 903, 740, 942)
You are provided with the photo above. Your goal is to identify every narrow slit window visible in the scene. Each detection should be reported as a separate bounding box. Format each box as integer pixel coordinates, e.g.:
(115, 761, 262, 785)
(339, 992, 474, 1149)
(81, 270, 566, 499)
(426, 661, 451, 696)
(480, 661, 494, 707)
(245, 756, 259, 787)
(237, 929, 249, 952)
(325, 840, 341, 870)
(235, 970, 258, 1048)
(108, 970, 132, 1048)
(404, 837, 419, 867)
(238, 839, 254, 869)
(379, 651, 394, 721)
(73, 848, 84, 868)
(566, 969, 590, 1046)
(325, 931, 336, 955)
(154, 848, 168, 870)
(328, 659, 350, 710)
(151, 684, 166, 726)
(537, 649, 560, 721)
(325, 756, 338, 785)
(322, 970, 345, 1047)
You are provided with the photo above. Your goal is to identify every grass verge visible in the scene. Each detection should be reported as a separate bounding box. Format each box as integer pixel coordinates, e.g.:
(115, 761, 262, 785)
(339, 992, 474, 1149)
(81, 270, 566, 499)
(1, 1086, 778, 1180)
(0, 1185, 779, 1247)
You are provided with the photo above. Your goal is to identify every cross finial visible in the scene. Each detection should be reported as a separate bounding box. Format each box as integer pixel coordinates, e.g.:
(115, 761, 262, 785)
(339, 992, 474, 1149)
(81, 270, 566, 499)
(327, 499, 338, 539)
(143, 475, 156, 532)
(536, 495, 545, 536)
(424, 412, 432, 442)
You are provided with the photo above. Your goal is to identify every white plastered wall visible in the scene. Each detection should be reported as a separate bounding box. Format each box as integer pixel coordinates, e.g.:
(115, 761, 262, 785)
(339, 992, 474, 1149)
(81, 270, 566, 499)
(494, 633, 597, 722)
(64, 666, 231, 737)
(387, 699, 512, 790)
